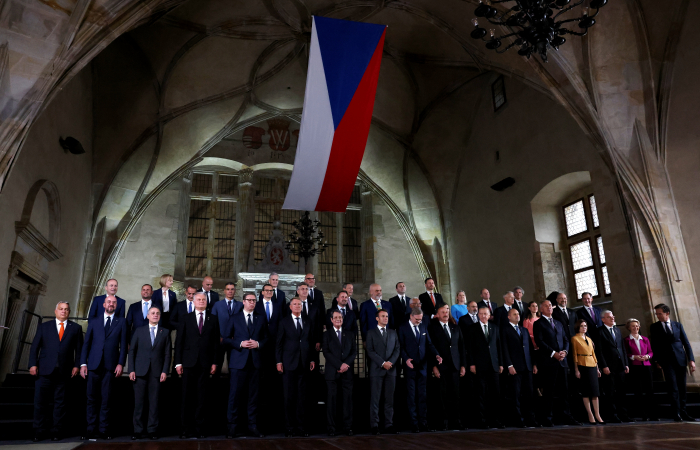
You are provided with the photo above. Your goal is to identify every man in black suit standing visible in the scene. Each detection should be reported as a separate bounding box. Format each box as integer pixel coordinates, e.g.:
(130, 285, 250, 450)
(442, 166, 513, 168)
(650, 303, 697, 422)
(501, 309, 538, 428)
(477, 288, 497, 321)
(276, 298, 316, 437)
(534, 300, 580, 427)
(128, 306, 171, 440)
(466, 306, 502, 429)
(223, 293, 268, 438)
(198, 276, 218, 310)
(305, 273, 324, 306)
(323, 310, 357, 436)
(575, 292, 602, 336)
(366, 309, 400, 435)
(493, 291, 516, 328)
(595, 310, 632, 423)
(552, 292, 576, 339)
(258, 272, 286, 304)
(169, 285, 197, 331)
(87, 278, 126, 319)
(80, 296, 128, 440)
(419, 278, 443, 319)
(29, 301, 83, 442)
(126, 284, 157, 341)
(389, 282, 411, 329)
(325, 290, 358, 334)
(174, 292, 220, 438)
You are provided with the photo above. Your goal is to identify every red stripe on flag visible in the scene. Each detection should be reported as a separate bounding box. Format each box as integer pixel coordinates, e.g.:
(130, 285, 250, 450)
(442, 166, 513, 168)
(314, 30, 386, 212)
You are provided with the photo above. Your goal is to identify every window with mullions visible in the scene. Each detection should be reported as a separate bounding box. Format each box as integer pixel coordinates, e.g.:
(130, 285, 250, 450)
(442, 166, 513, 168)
(562, 194, 610, 299)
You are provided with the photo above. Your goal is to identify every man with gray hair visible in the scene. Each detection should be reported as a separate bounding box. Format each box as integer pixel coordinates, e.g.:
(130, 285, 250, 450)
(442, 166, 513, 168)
(29, 302, 83, 442)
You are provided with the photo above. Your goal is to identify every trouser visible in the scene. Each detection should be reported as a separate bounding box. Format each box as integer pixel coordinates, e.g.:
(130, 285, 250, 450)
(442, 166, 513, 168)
(282, 366, 309, 431)
(181, 365, 210, 434)
(133, 368, 161, 434)
(33, 368, 69, 433)
(505, 370, 536, 424)
(629, 365, 655, 418)
(474, 369, 500, 425)
(405, 368, 428, 426)
(539, 363, 573, 423)
(326, 371, 353, 431)
(228, 358, 259, 432)
(661, 363, 688, 416)
(600, 368, 627, 418)
(369, 375, 396, 428)
(86, 364, 115, 433)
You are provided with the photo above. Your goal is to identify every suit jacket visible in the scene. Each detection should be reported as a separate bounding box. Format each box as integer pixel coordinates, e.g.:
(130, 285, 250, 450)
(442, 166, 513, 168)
(81, 315, 128, 371)
(398, 321, 437, 373)
(389, 295, 411, 330)
(258, 287, 286, 305)
(211, 299, 244, 338)
(325, 306, 358, 334)
(359, 299, 394, 340)
(276, 314, 315, 370)
(223, 310, 268, 369)
(429, 320, 466, 371)
(624, 335, 653, 366)
(501, 323, 533, 372)
(255, 297, 286, 342)
(595, 325, 628, 372)
(476, 299, 498, 316)
(331, 296, 359, 312)
(151, 289, 178, 329)
(197, 289, 219, 310)
(418, 292, 444, 318)
(174, 311, 221, 368)
(533, 315, 569, 368)
(126, 301, 160, 341)
(650, 320, 695, 367)
(88, 295, 126, 319)
(366, 326, 400, 377)
(552, 305, 577, 338)
(465, 320, 500, 372)
(128, 325, 172, 376)
(322, 328, 356, 380)
(575, 305, 603, 333)
(308, 287, 324, 305)
(29, 320, 83, 376)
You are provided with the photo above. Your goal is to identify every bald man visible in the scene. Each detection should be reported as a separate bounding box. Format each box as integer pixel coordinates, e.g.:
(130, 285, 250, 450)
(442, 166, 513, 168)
(197, 276, 218, 311)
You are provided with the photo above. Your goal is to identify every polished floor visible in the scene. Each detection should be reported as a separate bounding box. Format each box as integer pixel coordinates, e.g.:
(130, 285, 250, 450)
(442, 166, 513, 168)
(67, 422, 700, 449)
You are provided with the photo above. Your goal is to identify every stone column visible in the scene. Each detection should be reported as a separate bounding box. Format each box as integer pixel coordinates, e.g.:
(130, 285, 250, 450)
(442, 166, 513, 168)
(234, 168, 255, 276)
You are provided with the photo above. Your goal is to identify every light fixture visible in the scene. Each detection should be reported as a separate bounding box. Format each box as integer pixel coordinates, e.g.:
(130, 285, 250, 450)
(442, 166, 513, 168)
(469, 0, 609, 62)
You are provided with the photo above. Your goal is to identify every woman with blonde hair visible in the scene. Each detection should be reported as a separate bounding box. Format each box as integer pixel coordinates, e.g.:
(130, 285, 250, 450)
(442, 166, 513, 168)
(152, 274, 178, 329)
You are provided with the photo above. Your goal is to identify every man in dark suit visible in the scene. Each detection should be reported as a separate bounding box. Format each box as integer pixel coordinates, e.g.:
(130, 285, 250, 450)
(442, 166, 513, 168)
(512, 286, 527, 320)
(198, 276, 219, 310)
(222, 293, 268, 438)
(211, 282, 243, 376)
(534, 300, 580, 427)
(87, 278, 126, 319)
(501, 309, 538, 428)
(400, 307, 441, 432)
(331, 282, 359, 312)
(305, 273, 324, 306)
(466, 306, 502, 429)
(650, 303, 697, 422)
(174, 292, 221, 438)
(29, 301, 83, 442)
(575, 292, 603, 336)
(389, 281, 411, 330)
(325, 290, 358, 334)
(169, 285, 197, 332)
(323, 310, 357, 436)
(80, 296, 128, 440)
(493, 291, 516, 328)
(366, 309, 400, 434)
(126, 284, 157, 341)
(276, 298, 316, 437)
(476, 288, 498, 321)
(418, 277, 444, 319)
(551, 292, 576, 339)
(151, 274, 178, 330)
(258, 272, 286, 304)
(128, 306, 171, 440)
(595, 310, 632, 423)
(360, 284, 394, 340)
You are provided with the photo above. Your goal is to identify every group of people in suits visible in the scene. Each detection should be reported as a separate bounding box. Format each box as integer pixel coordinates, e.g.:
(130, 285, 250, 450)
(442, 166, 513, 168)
(27, 273, 698, 442)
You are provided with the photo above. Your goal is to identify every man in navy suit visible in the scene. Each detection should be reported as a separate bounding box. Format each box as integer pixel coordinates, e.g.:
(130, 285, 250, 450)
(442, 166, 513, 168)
(151, 274, 178, 329)
(323, 310, 357, 436)
(398, 307, 441, 432)
(29, 301, 83, 442)
(476, 288, 498, 321)
(360, 284, 394, 340)
(418, 278, 444, 319)
(126, 284, 157, 341)
(650, 303, 697, 422)
(276, 298, 316, 437)
(466, 306, 501, 429)
(501, 309, 538, 428)
(534, 300, 580, 427)
(87, 278, 126, 319)
(258, 272, 286, 304)
(575, 292, 603, 336)
(325, 290, 358, 334)
(211, 282, 243, 375)
(198, 276, 219, 310)
(389, 281, 411, 330)
(255, 283, 285, 432)
(80, 296, 128, 440)
(223, 293, 268, 438)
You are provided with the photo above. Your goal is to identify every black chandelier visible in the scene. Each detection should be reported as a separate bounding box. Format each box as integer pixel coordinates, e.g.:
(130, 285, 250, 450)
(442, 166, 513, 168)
(284, 211, 328, 267)
(469, 0, 608, 62)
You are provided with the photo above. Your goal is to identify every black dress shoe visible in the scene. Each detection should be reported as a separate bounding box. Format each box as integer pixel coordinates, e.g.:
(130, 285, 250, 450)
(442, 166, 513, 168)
(249, 428, 264, 438)
(674, 415, 684, 422)
(681, 413, 698, 422)
(371, 427, 380, 435)
(411, 424, 420, 433)
(384, 426, 398, 434)
(346, 429, 354, 436)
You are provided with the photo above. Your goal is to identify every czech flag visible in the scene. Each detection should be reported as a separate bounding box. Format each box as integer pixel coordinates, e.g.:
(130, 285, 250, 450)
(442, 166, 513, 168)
(283, 16, 386, 212)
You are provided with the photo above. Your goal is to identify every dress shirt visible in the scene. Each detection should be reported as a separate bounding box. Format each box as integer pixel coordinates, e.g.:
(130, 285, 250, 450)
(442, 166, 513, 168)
(440, 321, 451, 338)
(161, 289, 170, 312)
(55, 318, 66, 335)
(263, 299, 274, 317)
(629, 334, 642, 360)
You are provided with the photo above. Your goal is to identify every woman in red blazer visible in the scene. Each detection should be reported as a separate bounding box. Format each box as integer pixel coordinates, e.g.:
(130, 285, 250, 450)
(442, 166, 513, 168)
(623, 318, 657, 421)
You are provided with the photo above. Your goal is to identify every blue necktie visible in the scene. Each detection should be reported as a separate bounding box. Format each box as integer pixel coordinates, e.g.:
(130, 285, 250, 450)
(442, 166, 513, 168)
(188, 302, 193, 313)
(265, 301, 271, 321)
(143, 302, 149, 319)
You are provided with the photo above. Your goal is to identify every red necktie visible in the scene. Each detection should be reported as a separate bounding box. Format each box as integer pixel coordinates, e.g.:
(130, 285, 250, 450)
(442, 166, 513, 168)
(59, 322, 64, 341)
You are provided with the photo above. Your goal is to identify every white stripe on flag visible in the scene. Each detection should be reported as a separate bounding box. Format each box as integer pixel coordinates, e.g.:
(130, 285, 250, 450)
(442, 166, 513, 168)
(282, 18, 335, 211)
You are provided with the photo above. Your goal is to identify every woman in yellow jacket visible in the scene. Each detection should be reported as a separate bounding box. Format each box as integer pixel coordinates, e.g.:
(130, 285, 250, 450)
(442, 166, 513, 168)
(572, 319, 604, 425)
